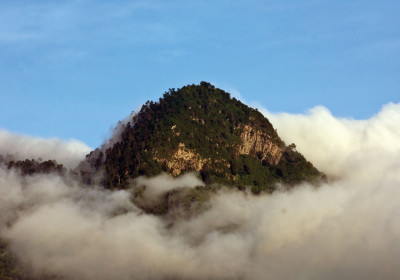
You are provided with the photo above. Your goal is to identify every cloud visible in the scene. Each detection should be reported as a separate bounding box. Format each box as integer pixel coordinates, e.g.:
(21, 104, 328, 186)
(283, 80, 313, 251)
(1, 102, 400, 279)
(260, 102, 400, 177)
(0, 129, 91, 168)
(100, 111, 137, 151)
(134, 172, 204, 199)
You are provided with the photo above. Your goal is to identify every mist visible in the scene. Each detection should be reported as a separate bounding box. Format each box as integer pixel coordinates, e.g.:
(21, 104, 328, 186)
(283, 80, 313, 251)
(0, 129, 91, 169)
(1, 103, 400, 280)
(261, 103, 400, 177)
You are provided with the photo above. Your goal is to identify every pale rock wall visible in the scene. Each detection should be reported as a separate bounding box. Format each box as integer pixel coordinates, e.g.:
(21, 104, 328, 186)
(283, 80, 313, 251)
(155, 143, 208, 176)
(238, 125, 282, 165)
(155, 124, 282, 176)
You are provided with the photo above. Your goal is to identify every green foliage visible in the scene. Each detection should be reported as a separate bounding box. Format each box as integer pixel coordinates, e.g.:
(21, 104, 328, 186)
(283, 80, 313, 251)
(275, 146, 321, 186)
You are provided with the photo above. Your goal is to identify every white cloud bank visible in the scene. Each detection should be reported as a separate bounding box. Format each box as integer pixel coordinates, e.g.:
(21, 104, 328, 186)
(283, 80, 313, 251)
(261, 102, 400, 177)
(1, 102, 400, 280)
(0, 129, 91, 168)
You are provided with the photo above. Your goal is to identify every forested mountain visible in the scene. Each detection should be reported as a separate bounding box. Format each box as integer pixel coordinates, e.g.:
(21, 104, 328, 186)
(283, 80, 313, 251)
(84, 82, 323, 193)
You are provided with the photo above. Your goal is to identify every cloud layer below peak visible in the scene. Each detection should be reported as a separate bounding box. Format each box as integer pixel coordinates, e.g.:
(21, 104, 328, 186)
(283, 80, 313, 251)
(1, 102, 400, 280)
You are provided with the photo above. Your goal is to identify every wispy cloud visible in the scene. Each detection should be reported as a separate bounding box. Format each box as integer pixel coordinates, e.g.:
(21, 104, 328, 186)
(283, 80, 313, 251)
(0, 0, 188, 67)
(0, 1, 177, 46)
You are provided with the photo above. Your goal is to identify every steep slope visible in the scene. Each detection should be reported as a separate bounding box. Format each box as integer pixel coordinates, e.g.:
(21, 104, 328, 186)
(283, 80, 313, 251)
(85, 82, 322, 193)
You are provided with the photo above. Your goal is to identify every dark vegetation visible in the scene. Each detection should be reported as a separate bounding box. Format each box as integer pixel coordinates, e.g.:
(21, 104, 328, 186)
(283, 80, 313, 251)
(86, 82, 323, 193)
(4, 159, 66, 176)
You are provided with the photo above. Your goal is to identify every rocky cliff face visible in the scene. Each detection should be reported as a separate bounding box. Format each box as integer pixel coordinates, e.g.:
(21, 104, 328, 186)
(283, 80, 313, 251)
(153, 124, 283, 177)
(239, 124, 282, 165)
(154, 143, 208, 176)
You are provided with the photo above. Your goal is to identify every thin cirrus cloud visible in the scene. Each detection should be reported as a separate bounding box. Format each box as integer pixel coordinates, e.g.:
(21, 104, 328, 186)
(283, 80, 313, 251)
(0, 1, 175, 46)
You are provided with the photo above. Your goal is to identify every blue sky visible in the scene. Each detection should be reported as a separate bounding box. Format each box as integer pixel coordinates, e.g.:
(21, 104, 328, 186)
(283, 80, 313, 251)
(1, 0, 399, 148)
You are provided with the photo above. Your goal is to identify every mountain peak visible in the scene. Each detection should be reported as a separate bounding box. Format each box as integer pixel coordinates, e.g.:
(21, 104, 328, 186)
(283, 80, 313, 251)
(84, 82, 322, 192)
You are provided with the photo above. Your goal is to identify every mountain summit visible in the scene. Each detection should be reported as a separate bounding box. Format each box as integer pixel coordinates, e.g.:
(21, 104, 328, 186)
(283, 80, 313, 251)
(84, 82, 322, 193)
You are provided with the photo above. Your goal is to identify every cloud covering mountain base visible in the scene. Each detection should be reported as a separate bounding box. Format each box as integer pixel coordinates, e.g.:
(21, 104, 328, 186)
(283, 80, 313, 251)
(1, 103, 400, 280)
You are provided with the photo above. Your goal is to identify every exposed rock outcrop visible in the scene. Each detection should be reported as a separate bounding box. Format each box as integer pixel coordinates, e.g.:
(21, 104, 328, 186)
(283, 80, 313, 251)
(155, 143, 209, 175)
(238, 125, 283, 165)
